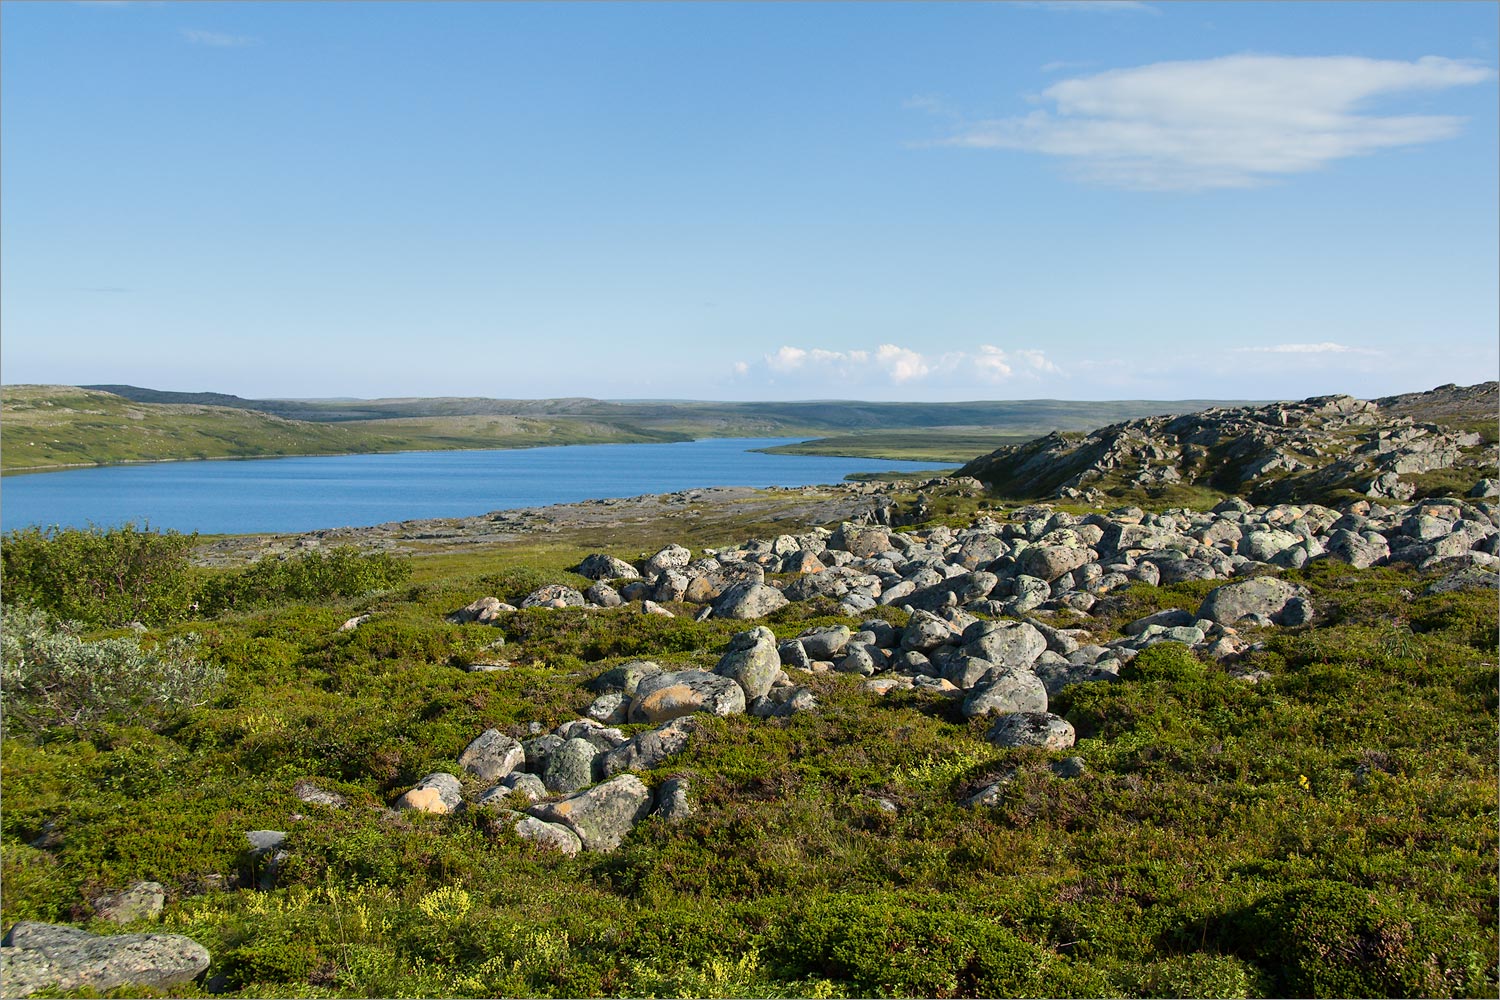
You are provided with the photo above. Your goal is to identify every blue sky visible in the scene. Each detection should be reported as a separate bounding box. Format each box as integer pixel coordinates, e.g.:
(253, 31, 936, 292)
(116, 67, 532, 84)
(2, 1, 1495, 402)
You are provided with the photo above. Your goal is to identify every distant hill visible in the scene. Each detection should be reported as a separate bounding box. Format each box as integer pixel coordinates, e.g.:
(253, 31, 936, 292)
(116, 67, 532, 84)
(958, 381, 1499, 507)
(7, 383, 1251, 474)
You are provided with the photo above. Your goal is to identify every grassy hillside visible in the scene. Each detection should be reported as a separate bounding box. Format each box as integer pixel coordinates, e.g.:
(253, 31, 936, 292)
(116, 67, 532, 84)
(1, 498, 1494, 998)
(757, 430, 1037, 463)
(7, 384, 1250, 474)
(0, 387, 686, 474)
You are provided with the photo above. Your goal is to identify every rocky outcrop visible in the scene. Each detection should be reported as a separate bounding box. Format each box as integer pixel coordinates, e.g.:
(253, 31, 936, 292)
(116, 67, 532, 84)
(959, 382, 1497, 506)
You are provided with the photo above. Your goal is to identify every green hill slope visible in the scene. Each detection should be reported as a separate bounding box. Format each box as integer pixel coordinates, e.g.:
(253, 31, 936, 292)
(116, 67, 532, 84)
(0, 386, 683, 474)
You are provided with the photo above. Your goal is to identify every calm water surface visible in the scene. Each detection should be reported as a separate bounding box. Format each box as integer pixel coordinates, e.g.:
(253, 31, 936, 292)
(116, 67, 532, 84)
(0, 439, 944, 535)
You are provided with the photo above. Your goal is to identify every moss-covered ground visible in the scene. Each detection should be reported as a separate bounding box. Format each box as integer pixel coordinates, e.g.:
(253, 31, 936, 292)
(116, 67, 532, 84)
(2, 521, 1496, 997)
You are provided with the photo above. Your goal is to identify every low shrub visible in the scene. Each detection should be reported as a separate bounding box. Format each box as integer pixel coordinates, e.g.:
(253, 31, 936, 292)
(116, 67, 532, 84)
(1229, 878, 1490, 998)
(0, 605, 222, 737)
(196, 547, 411, 615)
(770, 894, 1052, 997)
(1, 523, 198, 627)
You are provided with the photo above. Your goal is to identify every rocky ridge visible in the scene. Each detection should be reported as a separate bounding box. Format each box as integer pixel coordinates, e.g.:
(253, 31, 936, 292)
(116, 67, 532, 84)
(958, 382, 1497, 505)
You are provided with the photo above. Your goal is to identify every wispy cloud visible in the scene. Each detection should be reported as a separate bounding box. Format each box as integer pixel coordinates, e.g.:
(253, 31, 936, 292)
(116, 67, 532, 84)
(741, 343, 1063, 386)
(930, 54, 1494, 190)
(1040, 60, 1093, 74)
(181, 28, 258, 48)
(1019, 1, 1160, 14)
(1234, 342, 1383, 356)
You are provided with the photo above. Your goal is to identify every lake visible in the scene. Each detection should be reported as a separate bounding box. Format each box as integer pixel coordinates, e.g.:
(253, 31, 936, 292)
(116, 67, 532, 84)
(0, 439, 946, 536)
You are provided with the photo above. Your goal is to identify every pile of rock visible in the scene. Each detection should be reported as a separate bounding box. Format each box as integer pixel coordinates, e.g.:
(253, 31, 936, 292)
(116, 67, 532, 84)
(447, 495, 1497, 629)
(393, 624, 815, 852)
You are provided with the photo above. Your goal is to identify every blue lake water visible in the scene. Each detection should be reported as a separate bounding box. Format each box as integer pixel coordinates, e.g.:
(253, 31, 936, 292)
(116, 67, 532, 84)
(0, 439, 946, 536)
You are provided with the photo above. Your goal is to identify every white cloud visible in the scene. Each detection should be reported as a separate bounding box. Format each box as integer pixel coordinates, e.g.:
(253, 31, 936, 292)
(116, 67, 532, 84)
(738, 343, 1063, 387)
(181, 28, 258, 48)
(875, 344, 931, 382)
(936, 55, 1494, 190)
(1234, 342, 1383, 355)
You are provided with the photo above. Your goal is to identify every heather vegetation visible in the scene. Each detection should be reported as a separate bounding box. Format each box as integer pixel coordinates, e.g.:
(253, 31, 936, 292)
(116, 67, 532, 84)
(1, 503, 1494, 997)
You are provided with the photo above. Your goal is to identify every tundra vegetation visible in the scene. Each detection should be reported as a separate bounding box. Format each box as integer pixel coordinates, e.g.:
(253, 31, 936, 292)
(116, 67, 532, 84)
(0, 384, 1495, 998)
(2, 515, 1495, 996)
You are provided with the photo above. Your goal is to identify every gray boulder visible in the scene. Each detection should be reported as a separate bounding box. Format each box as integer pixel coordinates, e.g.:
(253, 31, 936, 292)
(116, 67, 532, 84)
(985, 712, 1076, 750)
(645, 544, 692, 578)
(394, 773, 464, 814)
(477, 772, 548, 806)
(900, 610, 959, 652)
(962, 620, 1047, 670)
(831, 523, 891, 558)
(573, 554, 641, 580)
(91, 882, 165, 925)
(586, 692, 629, 724)
(1018, 544, 1093, 582)
(942, 654, 997, 690)
(0, 922, 210, 997)
(543, 738, 600, 795)
(1322, 529, 1389, 569)
(589, 660, 662, 696)
(519, 584, 585, 609)
(798, 625, 852, 660)
(711, 581, 789, 620)
(511, 815, 583, 855)
(1123, 609, 1196, 636)
(714, 626, 781, 700)
(655, 777, 694, 821)
(777, 639, 812, 670)
(600, 718, 697, 777)
(585, 582, 623, 608)
(1197, 577, 1312, 626)
(458, 729, 526, 783)
(447, 596, 509, 624)
(527, 774, 653, 852)
(628, 670, 746, 723)
(523, 734, 564, 774)
(960, 667, 1048, 719)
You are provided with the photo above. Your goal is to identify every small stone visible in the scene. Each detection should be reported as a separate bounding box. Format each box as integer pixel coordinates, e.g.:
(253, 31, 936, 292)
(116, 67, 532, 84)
(291, 780, 346, 809)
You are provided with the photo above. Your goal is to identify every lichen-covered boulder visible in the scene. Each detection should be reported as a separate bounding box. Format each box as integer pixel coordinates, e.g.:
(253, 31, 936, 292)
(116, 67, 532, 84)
(394, 773, 463, 814)
(714, 626, 780, 700)
(1, 922, 210, 997)
(543, 738, 600, 795)
(961, 619, 1047, 670)
(960, 667, 1048, 719)
(458, 729, 526, 783)
(527, 774, 653, 852)
(628, 670, 746, 724)
(1197, 577, 1312, 626)
(599, 718, 698, 777)
(573, 553, 641, 580)
(710, 581, 789, 620)
(985, 712, 1076, 750)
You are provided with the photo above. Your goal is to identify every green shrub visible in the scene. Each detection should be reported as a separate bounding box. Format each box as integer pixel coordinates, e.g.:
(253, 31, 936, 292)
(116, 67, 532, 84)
(0, 604, 222, 737)
(196, 547, 411, 615)
(1232, 879, 1489, 997)
(1120, 643, 1207, 683)
(1, 523, 198, 627)
(771, 894, 1051, 997)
